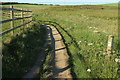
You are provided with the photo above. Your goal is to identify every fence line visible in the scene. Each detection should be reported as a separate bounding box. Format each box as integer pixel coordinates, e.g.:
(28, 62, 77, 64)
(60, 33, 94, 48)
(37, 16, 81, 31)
(0, 21, 32, 36)
(0, 5, 32, 37)
(0, 7, 32, 12)
(0, 16, 32, 24)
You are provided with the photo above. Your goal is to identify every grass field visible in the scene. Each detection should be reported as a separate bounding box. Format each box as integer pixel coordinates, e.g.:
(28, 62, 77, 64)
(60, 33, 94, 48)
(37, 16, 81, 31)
(102, 3, 118, 6)
(2, 4, 119, 78)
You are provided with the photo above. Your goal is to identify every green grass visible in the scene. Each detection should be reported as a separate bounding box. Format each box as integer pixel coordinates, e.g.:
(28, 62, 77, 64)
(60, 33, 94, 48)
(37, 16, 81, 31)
(39, 45, 53, 78)
(101, 3, 118, 6)
(2, 21, 47, 78)
(31, 5, 118, 78)
(2, 4, 119, 78)
(2, 5, 51, 78)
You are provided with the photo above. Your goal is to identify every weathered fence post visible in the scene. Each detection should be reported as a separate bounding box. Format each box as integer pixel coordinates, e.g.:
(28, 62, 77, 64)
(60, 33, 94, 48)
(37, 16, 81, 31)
(21, 8, 24, 32)
(10, 5, 14, 36)
(26, 9, 29, 28)
(30, 10, 32, 25)
(107, 35, 114, 57)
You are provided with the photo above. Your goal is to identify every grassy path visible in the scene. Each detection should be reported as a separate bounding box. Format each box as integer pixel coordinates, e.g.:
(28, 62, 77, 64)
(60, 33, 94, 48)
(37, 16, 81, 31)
(22, 25, 49, 78)
(48, 25, 72, 78)
(22, 24, 72, 78)
(22, 50, 46, 78)
(23, 26, 50, 78)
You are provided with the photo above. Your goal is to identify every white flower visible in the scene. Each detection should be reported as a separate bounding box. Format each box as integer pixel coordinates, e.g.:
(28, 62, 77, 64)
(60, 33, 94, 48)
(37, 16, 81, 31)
(87, 69, 91, 72)
(88, 43, 93, 46)
(93, 30, 98, 33)
(78, 41, 82, 44)
(115, 58, 120, 63)
(89, 27, 92, 29)
(74, 24, 76, 25)
(93, 30, 100, 33)
(103, 53, 106, 55)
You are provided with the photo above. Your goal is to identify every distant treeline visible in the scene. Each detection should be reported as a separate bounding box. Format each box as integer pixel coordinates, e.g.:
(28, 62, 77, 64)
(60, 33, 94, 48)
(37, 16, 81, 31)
(0, 2, 52, 5)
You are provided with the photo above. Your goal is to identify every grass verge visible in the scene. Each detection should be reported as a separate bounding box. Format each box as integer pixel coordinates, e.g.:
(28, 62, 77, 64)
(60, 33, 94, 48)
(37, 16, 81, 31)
(2, 22, 47, 78)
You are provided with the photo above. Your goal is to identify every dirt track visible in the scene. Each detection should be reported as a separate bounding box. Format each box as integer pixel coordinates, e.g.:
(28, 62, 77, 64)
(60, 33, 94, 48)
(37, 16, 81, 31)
(48, 25, 72, 78)
(23, 25, 72, 78)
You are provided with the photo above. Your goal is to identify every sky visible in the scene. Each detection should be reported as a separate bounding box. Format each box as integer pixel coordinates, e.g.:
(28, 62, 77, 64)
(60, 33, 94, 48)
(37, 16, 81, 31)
(0, 0, 119, 3)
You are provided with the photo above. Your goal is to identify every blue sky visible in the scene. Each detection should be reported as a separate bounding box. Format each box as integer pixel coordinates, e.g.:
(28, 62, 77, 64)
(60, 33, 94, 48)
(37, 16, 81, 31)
(0, 0, 119, 3)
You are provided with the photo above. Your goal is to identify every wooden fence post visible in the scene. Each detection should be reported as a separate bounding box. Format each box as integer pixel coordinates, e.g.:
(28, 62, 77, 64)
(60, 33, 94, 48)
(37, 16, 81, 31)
(10, 5, 14, 36)
(30, 11, 32, 25)
(107, 35, 114, 57)
(21, 8, 24, 32)
(26, 9, 28, 28)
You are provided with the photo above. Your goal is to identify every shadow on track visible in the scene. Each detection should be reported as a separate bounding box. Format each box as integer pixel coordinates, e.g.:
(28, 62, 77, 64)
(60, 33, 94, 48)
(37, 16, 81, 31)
(39, 20, 88, 78)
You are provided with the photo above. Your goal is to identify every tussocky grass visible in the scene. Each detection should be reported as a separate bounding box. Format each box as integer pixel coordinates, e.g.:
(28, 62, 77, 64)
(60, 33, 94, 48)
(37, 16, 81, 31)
(2, 22, 47, 78)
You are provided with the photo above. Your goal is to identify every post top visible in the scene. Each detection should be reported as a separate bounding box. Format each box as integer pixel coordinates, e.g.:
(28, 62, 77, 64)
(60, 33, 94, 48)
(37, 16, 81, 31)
(109, 35, 114, 37)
